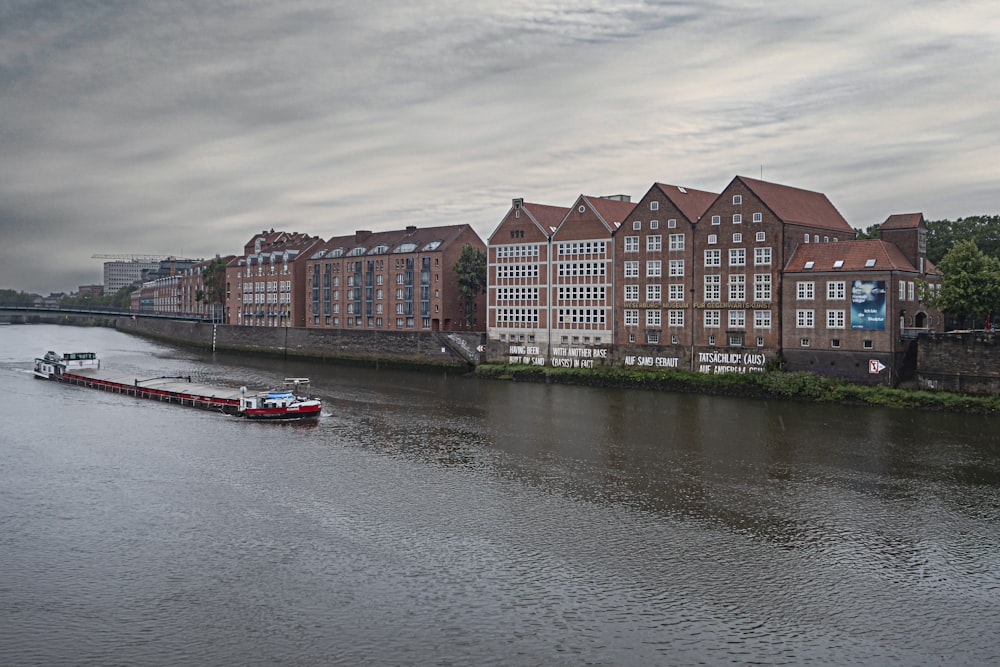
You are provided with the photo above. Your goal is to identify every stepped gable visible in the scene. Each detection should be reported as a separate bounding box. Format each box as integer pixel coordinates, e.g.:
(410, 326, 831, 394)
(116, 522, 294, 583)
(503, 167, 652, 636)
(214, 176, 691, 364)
(785, 238, 918, 273)
(653, 183, 718, 222)
(738, 176, 854, 232)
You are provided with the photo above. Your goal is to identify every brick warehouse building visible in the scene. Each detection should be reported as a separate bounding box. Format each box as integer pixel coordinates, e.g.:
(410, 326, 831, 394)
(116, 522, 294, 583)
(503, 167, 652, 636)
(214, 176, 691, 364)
(781, 215, 942, 384)
(487, 195, 635, 366)
(487, 199, 568, 363)
(485, 177, 944, 383)
(615, 182, 718, 367)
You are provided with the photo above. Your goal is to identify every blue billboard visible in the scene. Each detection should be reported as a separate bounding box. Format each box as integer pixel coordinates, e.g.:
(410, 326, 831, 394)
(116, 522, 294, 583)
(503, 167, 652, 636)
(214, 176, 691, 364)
(851, 280, 886, 330)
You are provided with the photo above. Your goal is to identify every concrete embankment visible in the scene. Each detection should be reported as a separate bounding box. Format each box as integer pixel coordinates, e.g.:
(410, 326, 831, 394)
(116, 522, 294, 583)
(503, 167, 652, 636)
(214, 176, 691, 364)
(116, 317, 485, 370)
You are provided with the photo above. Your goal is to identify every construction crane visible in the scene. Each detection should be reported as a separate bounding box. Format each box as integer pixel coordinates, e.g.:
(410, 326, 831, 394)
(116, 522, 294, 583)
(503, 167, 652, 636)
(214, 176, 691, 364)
(92, 253, 173, 262)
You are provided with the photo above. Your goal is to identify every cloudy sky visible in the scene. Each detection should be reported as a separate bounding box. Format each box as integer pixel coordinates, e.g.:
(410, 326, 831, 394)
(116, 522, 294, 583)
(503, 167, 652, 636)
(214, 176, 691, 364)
(2, 0, 998, 293)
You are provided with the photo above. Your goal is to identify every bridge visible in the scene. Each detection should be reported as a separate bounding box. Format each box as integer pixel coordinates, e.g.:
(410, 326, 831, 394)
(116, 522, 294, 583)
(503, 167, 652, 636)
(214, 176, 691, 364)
(0, 303, 214, 322)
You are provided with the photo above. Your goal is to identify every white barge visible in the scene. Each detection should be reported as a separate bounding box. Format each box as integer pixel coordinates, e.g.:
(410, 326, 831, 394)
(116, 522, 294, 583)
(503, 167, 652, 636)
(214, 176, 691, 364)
(33, 351, 322, 420)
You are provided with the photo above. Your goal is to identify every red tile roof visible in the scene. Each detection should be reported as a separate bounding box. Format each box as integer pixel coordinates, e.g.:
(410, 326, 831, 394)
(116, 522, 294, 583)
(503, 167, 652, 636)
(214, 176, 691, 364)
(524, 203, 571, 233)
(580, 196, 637, 230)
(738, 176, 854, 233)
(654, 183, 718, 222)
(317, 224, 477, 257)
(880, 213, 924, 230)
(785, 239, 920, 273)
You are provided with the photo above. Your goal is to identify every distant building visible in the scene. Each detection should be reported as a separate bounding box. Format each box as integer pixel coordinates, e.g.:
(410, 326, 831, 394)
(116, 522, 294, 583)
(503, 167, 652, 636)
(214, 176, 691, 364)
(103, 260, 161, 295)
(77, 284, 104, 297)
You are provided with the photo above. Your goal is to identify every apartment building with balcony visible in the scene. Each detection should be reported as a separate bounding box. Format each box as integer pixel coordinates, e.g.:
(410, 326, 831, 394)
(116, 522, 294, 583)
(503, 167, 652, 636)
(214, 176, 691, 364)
(226, 231, 323, 327)
(304, 224, 486, 333)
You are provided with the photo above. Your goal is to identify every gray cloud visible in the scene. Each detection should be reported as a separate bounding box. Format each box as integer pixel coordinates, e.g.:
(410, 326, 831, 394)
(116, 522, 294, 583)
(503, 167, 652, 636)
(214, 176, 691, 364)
(1, 0, 998, 293)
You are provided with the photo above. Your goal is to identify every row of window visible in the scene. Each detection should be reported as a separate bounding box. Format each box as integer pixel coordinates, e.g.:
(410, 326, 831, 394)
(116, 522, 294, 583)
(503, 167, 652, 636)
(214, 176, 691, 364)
(311, 315, 433, 329)
(796, 309, 852, 328)
(704, 247, 772, 267)
(625, 309, 773, 330)
(312, 287, 440, 304)
(495, 264, 540, 279)
(495, 244, 540, 259)
(241, 280, 292, 293)
(622, 235, 686, 252)
(557, 241, 607, 256)
(702, 274, 772, 301)
(795, 280, 917, 301)
(631, 219, 677, 230)
(623, 260, 685, 277)
(555, 262, 608, 277)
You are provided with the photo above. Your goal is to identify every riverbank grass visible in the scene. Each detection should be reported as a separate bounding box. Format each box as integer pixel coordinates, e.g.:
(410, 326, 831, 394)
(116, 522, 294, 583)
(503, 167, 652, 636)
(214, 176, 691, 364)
(475, 364, 1000, 414)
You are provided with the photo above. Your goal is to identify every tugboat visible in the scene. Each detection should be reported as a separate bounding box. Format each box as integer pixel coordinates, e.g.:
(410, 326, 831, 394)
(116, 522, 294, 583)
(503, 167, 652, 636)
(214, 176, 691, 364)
(238, 378, 323, 420)
(34, 351, 322, 420)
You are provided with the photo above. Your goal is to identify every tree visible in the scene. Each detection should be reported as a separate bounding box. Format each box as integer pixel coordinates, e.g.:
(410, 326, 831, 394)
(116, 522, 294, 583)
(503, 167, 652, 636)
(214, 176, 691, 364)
(855, 223, 880, 240)
(201, 255, 228, 306)
(926, 240, 1000, 329)
(453, 244, 487, 328)
(926, 215, 1000, 265)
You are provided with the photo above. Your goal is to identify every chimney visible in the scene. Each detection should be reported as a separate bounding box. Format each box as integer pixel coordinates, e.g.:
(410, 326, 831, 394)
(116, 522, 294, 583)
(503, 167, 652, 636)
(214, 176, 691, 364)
(601, 194, 631, 202)
(405, 225, 417, 234)
(355, 230, 372, 244)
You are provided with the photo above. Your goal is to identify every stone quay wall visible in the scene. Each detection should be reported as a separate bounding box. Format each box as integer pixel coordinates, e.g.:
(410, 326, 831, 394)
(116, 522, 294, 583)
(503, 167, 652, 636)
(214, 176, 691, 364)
(917, 331, 1000, 394)
(116, 317, 484, 370)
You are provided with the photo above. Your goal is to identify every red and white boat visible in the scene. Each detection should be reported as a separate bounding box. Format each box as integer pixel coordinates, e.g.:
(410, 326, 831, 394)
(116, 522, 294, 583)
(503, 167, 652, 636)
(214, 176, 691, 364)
(237, 378, 323, 420)
(34, 351, 322, 421)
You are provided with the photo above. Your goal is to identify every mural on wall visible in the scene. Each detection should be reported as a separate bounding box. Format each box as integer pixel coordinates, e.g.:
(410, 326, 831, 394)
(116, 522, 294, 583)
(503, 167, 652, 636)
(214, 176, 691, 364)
(851, 280, 886, 330)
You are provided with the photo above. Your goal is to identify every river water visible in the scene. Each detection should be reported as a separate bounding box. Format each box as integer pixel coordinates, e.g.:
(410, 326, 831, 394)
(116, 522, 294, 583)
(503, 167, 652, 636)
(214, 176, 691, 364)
(1, 325, 998, 666)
